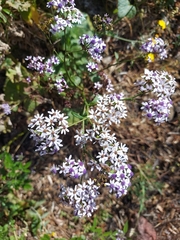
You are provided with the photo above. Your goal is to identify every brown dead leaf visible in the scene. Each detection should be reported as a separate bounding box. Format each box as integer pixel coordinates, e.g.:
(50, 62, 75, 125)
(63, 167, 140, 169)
(137, 216, 157, 240)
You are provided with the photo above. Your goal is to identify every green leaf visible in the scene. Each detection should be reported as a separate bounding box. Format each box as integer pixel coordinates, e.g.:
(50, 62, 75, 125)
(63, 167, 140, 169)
(118, 0, 136, 18)
(123, 220, 129, 234)
(71, 111, 84, 120)
(63, 108, 86, 125)
(6, 68, 17, 82)
(1, 58, 14, 69)
(2, 8, 12, 16)
(88, 94, 100, 106)
(0, 11, 7, 23)
(40, 234, 50, 240)
(3, 152, 13, 169)
(24, 98, 37, 112)
(4, 79, 27, 101)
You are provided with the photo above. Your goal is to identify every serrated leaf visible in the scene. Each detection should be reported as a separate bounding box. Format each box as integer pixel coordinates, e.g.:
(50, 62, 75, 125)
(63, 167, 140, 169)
(118, 0, 136, 19)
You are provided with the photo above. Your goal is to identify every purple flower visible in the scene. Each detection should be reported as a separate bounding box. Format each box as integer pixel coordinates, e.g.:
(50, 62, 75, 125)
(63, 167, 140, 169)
(25, 55, 60, 74)
(59, 179, 100, 217)
(1, 103, 11, 115)
(140, 37, 167, 60)
(141, 97, 173, 124)
(86, 62, 98, 72)
(79, 34, 106, 62)
(59, 155, 86, 178)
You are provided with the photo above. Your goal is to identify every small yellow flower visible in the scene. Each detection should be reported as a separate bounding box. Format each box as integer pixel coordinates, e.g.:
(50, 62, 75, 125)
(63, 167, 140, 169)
(50, 232, 57, 238)
(146, 53, 155, 62)
(158, 20, 166, 30)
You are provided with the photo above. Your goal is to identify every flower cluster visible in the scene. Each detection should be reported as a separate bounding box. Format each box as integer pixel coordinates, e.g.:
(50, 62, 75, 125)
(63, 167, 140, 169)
(60, 179, 100, 217)
(54, 77, 68, 94)
(0, 103, 11, 115)
(25, 55, 60, 74)
(88, 93, 127, 129)
(46, 0, 83, 33)
(93, 13, 113, 31)
(59, 155, 86, 178)
(93, 74, 114, 92)
(86, 62, 98, 72)
(79, 34, 106, 63)
(25, 55, 69, 94)
(75, 127, 133, 198)
(140, 36, 167, 61)
(28, 109, 69, 155)
(137, 69, 176, 123)
(73, 92, 133, 199)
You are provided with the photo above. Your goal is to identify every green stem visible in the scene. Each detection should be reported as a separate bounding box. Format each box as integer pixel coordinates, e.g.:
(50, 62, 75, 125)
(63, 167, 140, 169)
(121, 92, 144, 101)
(1, 131, 27, 153)
(107, 31, 140, 43)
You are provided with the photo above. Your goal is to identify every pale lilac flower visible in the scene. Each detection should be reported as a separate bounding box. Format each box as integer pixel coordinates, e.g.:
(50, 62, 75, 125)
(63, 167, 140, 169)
(25, 55, 59, 74)
(105, 163, 133, 198)
(86, 62, 98, 72)
(106, 79, 114, 92)
(94, 82, 103, 90)
(54, 77, 68, 94)
(141, 97, 173, 124)
(60, 179, 100, 217)
(74, 129, 88, 147)
(59, 155, 86, 178)
(50, 164, 60, 174)
(79, 34, 106, 62)
(137, 69, 176, 123)
(139, 69, 176, 98)
(102, 13, 113, 24)
(26, 77, 31, 83)
(46, 0, 76, 12)
(1, 103, 11, 115)
(47, 0, 83, 33)
(28, 109, 69, 155)
(87, 159, 102, 172)
(141, 37, 167, 60)
(88, 93, 127, 128)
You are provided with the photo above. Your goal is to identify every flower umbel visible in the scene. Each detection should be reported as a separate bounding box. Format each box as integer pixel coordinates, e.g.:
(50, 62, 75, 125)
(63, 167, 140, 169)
(137, 69, 176, 124)
(79, 34, 106, 62)
(28, 110, 69, 155)
(60, 179, 100, 217)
